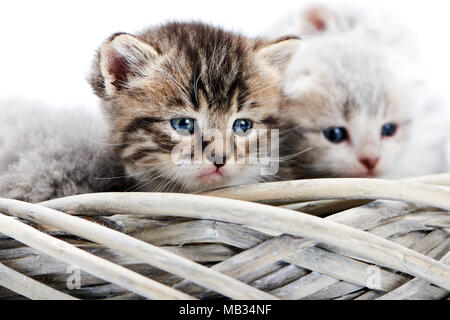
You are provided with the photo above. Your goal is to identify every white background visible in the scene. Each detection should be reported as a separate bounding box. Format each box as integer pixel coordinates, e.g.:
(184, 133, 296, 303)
(0, 0, 449, 109)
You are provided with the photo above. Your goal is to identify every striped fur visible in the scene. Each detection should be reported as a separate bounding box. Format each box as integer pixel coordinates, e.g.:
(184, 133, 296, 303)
(89, 22, 299, 192)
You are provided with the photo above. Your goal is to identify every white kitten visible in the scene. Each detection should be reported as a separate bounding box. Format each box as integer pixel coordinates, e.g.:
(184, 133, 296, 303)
(271, 2, 449, 178)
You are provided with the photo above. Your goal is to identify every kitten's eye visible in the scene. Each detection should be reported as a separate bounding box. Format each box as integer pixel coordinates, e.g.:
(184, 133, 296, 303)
(233, 119, 253, 136)
(170, 118, 195, 134)
(381, 123, 397, 137)
(323, 127, 348, 144)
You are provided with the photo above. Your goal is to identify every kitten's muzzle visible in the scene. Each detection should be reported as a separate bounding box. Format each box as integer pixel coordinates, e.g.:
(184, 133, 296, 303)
(206, 153, 229, 168)
(359, 157, 380, 173)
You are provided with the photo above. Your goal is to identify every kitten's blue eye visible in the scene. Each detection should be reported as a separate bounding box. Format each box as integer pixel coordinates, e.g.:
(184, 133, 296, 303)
(381, 123, 397, 137)
(170, 118, 195, 134)
(233, 119, 253, 136)
(323, 127, 348, 144)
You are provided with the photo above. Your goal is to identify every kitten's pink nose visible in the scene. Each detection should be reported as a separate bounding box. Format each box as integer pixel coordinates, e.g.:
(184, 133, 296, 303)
(359, 157, 379, 171)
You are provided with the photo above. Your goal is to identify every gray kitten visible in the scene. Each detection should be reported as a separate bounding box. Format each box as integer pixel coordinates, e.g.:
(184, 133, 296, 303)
(0, 100, 130, 203)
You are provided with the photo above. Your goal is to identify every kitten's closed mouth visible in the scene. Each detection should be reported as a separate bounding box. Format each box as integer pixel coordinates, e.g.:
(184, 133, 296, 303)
(197, 168, 226, 183)
(357, 170, 377, 178)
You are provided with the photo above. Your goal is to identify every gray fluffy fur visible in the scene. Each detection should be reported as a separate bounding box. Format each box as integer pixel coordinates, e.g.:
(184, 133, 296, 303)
(0, 100, 130, 203)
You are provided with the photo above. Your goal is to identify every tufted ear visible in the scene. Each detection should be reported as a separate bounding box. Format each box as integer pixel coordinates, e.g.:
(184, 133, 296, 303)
(300, 5, 359, 34)
(303, 6, 335, 32)
(255, 36, 301, 71)
(90, 33, 159, 97)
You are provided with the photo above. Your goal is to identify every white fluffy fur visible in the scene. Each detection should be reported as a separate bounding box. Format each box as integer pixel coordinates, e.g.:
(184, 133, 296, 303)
(270, 2, 450, 178)
(0, 100, 129, 203)
(265, 1, 420, 62)
(383, 92, 450, 178)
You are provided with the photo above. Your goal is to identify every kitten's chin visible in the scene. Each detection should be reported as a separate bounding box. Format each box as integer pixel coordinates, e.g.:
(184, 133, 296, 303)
(346, 169, 384, 178)
(191, 166, 259, 192)
(196, 168, 226, 184)
(355, 172, 377, 178)
(135, 165, 261, 193)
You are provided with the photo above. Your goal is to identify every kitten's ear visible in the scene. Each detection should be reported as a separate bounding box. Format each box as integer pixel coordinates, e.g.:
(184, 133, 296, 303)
(302, 5, 337, 32)
(255, 36, 301, 71)
(90, 33, 158, 97)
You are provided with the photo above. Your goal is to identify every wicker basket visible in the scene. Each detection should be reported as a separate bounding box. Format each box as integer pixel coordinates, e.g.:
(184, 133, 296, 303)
(0, 174, 449, 300)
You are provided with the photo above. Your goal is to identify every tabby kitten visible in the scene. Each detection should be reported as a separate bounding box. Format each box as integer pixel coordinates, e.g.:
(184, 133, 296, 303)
(89, 22, 300, 192)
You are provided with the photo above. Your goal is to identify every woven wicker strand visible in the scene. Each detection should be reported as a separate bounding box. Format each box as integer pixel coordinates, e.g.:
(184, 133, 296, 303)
(202, 178, 450, 210)
(0, 174, 448, 300)
(0, 262, 77, 300)
(35, 192, 450, 291)
(170, 202, 424, 299)
(276, 173, 450, 216)
(0, 199, 278, 300)
(0, 212, 194, 300)
(377, 252, 450, 300)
